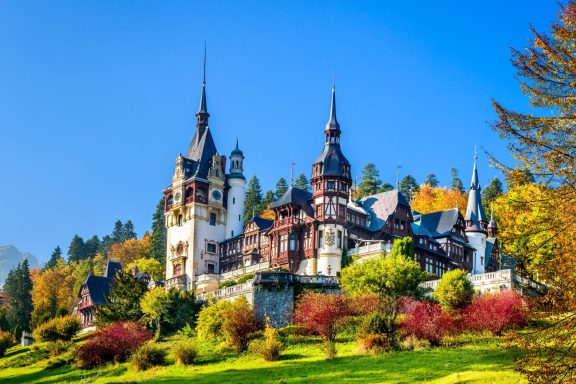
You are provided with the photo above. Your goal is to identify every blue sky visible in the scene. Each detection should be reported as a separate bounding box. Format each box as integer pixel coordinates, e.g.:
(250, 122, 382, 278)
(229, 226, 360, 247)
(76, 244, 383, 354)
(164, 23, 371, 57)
(0, 1, 560, 261)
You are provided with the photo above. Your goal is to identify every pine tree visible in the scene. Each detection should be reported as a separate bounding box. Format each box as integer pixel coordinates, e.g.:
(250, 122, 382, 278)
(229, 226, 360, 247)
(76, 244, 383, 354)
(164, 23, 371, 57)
(150, 198, 167, 267)
(95, 270, 149, 324)
(84, 235, 100, 259)
(3, 260, 33, 333)
(424, 173, 439, 187)
(380, 182, 394, 192)
(294, 173, 310, 192)
(481, 177, 503, 212)
(274, 177, 289, 200)
(358, 163, 382, 197)
(450, 168, 465, 194)
(44, 246, 64, 270)
(122, 220, 137, 241)
(244, 176, 263, 222)
(67, 235, 86, 263)
(111, 220, 124, 244)
(261, 190, 275, 208)
(399, 175, 419, 198)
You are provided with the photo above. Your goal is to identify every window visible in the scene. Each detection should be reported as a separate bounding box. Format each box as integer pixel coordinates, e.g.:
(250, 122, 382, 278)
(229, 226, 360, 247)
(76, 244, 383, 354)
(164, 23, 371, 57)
(280, 235, 287, 252)
(210, 213, 216, 226)
(326, 181, 335, 190)
(233, 197, 236, 204)
(206, 243, 216, 253)
(238, 214, 241, 222)
(178, 214, 183, 227)
(289, 233, 296, 251)
(207, 263, 215, 274)
(337, 230, 342, 248)
(231, 231, 234, 237)
(319, 230, 324, 248)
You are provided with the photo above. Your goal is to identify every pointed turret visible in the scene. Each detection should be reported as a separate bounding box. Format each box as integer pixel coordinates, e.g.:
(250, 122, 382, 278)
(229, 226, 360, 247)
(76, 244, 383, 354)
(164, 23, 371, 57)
(488, 207, 498, 237)
(196, 44, 209, 130)
(465, 148, 487, 233)
(325, 82, 341, 136)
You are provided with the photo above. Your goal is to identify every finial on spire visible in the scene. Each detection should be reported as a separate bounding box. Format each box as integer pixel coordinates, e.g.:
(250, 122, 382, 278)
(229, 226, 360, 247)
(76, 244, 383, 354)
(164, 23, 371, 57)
(325, 74, 340, 133)
(396, 163, 401, 190)
(490, 205, 494, 221)
(236, 136, 239, 149)
(332, 70, 335, 90)
(290, 161, 295, 187)
(197, 43, 208, 115)
(203, 41, 207, 85)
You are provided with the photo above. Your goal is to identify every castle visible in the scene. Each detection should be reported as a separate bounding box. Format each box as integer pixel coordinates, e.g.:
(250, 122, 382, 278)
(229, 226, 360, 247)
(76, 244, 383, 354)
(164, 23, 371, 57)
(162, 65, 500, 293)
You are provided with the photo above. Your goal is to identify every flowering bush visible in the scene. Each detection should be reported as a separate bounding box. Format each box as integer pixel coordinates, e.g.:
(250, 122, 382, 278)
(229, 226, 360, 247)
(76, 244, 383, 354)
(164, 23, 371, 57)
(463, 290, 528, 336)
(293, 292, 352, 342)
(0, 330, 16, 357)
(400, 301, 457, 346)
(33, 316, 81, 342)
(221, 297, 260, 352)
(75, 321, 151, 369)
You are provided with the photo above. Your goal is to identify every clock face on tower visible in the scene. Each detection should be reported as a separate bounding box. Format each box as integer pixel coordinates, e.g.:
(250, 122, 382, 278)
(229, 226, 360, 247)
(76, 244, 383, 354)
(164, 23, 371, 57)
(212, 190, 221, 200)
(174, 191, 182, 203)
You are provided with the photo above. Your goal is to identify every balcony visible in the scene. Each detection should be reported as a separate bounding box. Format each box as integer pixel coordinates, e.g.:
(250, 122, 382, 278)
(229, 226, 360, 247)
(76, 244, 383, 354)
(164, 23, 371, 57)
(275, 217, 303, 227)
(165, 275, 187, 290)
(348, 241, 393, 260)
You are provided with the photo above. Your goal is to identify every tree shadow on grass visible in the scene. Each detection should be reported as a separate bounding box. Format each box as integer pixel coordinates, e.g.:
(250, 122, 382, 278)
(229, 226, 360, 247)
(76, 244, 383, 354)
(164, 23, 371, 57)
(143, 343, 524, 384)
(2, 364, 128, 384)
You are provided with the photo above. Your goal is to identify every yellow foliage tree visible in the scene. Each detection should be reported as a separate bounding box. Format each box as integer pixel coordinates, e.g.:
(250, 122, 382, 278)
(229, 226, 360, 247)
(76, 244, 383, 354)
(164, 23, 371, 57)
(108, 233, 151, 266)
(127, 257, 165, 281)
(411, 185, 468, 215)
(31, 263, 76, 327)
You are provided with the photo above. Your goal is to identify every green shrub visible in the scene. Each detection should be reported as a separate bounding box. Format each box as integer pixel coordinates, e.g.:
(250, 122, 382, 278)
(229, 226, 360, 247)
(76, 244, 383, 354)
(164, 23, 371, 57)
(249, 324, 283, 361)
(434, 269, 474, 310)
(277, 325, 308, 338)
(196, 300, 233, 342)
(0, 347, 49, 368)
(0, 330, 16, 357)
(173, 338, 198, 365)
(400, 335, 431, 351)
(220, 280, 238, 288)
(177, 323, 195, 338)
(237, 273, 255, 284)
(46, 340, 73, 357)
(46, 354, 74, 369)
(320, 340, 337, 360)
(129, 343, 167, 371)
(33, 316, 81, 342)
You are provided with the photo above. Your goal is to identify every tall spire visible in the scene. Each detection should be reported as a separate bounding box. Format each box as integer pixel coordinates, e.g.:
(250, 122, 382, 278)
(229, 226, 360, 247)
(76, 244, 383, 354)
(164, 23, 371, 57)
(325, 76, 340, 133)
(198, 43, 208, 115)
(465, 147, 487, 232)
(470, 145, 480, 190)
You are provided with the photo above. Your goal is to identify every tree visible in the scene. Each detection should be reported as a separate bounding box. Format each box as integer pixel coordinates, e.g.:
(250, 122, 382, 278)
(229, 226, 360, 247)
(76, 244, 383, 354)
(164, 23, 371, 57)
(150, 198, 167, 266)
(122, 220, 137, 241)
(67, 235, 86, 263)
(221, 297, 260, 352)
(244, 176, 263, 222)
(108, 233, 151, 266)
(358, 163, 382, 197)
(434, 269, 474, 311)
(111, 220, 125, 244)
(411, 185, 468, 215)
(44, 246, 64, 271)
(390, 237, 415, 260)
(424, 173, 439, 187)
(84, 235, 101, 259)
(399, 175, 419, 198)
(490, 4, 576, 381)
(294, 173, 310, 192)
(340, 253, 426, 345)
(95, 270, 149, 324)
(274, 177, 289, 200)
(31, 267, 76, 327)
(481, 177, 503, 212)
(140, 287, 169, 340)
(450, 168, 465, 194)
(380, 182, 394, 192)
(127, 258, 165, 281)
(3, 260, 34, 333)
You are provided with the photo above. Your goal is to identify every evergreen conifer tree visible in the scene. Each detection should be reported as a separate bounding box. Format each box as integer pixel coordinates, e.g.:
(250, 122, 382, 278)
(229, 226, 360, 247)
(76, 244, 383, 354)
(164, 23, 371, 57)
(111, 220, 124, 244)
(358, 163, 382, 197)
(95, 270, 149, 323)
(380, 182, 394, 192)
(84, 235, 100, 259)
(67, 235, 86, 263)
(262, 190, 275, 208)
(481, 177, 504, 212)
(450, 168, 465, 194)
(400, 175, 419, 198)
(44, 246, 64, 270)
(243, 176, 263, 222)
(294, 173, 311, 192)
(424, 173, 440, 187)
(150, 198, 167, 266)
(274, 177, 289, 200)
(3, 260, 33, 333)
(122, 220, 137, 241)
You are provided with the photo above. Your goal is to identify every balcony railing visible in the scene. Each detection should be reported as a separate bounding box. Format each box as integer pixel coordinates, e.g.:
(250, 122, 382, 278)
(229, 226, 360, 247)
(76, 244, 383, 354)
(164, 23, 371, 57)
(275, 217, 303, 227)
(165, 275, 187, 290)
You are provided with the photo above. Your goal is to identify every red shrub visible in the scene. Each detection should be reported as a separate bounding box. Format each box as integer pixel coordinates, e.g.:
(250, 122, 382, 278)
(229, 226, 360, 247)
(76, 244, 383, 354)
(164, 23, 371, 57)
(293, 292, 351, 342)
(400, 301, 456, 346)
(463, 290, 528, 336)
(221, 298, 260, 352)
(76, 321, 152, 369)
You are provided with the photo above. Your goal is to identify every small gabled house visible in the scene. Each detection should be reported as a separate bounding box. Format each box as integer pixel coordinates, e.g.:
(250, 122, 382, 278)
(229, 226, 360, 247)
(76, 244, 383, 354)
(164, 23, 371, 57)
(76, 260, 121, 328)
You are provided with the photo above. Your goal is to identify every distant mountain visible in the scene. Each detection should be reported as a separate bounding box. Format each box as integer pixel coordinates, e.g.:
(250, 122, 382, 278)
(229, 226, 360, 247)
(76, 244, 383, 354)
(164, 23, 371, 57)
(0, 245, 41, 287)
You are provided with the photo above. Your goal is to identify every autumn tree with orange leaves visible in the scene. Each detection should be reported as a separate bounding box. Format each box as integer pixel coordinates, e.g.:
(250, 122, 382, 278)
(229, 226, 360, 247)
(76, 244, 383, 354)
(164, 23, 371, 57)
(411, 185, 468, 215)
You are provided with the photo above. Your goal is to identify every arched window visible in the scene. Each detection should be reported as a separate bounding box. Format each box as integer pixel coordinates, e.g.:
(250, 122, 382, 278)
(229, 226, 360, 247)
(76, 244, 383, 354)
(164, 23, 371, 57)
(289, 233, 296, 251)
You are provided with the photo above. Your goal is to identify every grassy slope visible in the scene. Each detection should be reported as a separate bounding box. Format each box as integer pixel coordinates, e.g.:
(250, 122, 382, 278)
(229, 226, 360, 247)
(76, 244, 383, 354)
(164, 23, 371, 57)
(0, 336, 525, 384)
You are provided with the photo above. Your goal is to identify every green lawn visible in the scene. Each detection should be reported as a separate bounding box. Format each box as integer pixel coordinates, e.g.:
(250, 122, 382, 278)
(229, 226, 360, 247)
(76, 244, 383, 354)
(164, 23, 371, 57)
(0, 335, 526, 384)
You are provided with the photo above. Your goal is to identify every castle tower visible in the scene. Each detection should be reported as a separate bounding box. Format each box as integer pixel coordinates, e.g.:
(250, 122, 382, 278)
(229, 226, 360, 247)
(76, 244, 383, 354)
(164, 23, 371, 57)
(310, 82, 352, 276)
(164, 51, 227, 292)
(487, 208, 498, 238)
(225, 139, 246, 238)
(465, 149, 488, 274)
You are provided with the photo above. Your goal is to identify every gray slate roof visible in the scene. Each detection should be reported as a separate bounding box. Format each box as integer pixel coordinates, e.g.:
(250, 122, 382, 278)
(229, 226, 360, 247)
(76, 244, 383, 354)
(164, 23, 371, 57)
(249, 217, 274, 230)
(411, 208, 461, 238)
(358, 190, 410, 231)
(80, 275, 113, 305)
(271, 187, 314, 216)
(185, 127, 218, 181)
(465, 159, 487, 231)
(104, 260, 122, 278)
